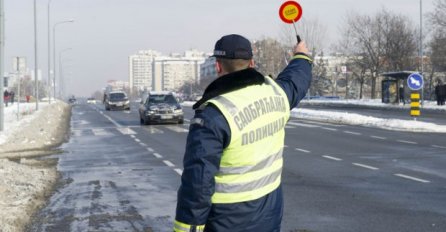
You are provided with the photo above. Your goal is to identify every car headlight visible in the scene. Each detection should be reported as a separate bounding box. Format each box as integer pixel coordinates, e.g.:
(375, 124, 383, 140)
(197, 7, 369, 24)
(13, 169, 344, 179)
(146, 110, 155, 115)
(124, 100, 130, 105)
(174, 109, 183, 114)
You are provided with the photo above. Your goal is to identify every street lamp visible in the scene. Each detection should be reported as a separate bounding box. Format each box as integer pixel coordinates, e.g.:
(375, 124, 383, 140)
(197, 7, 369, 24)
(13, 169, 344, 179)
(58, 48, 71, 98)
(53, 19, 74, 99)
(34, 0, 39, 110)
(47, 0, 52, 103)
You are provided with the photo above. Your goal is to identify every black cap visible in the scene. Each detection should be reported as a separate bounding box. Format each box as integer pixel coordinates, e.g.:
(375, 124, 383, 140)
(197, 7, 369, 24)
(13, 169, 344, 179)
(213, 34, 253, 60)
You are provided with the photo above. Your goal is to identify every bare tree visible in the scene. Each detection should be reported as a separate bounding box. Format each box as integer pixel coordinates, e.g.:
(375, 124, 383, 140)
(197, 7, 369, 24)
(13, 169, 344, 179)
(252, 37, 288, 78)
(431, 0, 446, 28)
(341, 9, 417, 99)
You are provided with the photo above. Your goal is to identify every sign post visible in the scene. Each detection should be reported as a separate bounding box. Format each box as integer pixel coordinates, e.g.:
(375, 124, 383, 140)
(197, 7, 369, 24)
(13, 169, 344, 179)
(279, 1, 303, 43)
(407, 73, 424, 120)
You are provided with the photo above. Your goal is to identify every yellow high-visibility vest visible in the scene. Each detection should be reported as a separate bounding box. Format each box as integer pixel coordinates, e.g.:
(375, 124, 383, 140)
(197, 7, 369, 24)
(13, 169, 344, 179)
(205, 76, 290, 203)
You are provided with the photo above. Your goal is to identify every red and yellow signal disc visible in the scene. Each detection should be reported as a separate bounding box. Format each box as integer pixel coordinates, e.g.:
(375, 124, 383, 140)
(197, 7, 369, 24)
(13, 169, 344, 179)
(279, 1, 303, 24)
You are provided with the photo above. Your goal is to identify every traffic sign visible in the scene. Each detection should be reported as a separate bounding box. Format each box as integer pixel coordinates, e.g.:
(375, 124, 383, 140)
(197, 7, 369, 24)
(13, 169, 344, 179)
(279, 1, 303, 43)
(407, 73, 424, 91)
(279, 1, 303, 24)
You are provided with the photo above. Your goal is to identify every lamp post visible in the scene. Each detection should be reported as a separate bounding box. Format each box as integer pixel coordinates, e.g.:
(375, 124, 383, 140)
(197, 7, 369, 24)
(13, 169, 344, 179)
(47, 0, 52, 103)
(34, 0, 39, 110)
(58, 48, 71, 98)
(0, 0, 4, 131)
(53, 19, 73, 99)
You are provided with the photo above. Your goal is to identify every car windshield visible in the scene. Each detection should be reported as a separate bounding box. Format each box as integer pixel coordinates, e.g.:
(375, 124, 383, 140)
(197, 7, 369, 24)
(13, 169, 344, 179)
(148, 95, 177, 104)
(110, 93, 126, 100)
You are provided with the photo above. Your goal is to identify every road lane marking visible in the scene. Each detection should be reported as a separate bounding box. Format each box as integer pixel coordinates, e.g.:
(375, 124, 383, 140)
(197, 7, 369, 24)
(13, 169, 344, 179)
(117, 127, 137, 135)
(321, 127, 337, 131)
(394, 174, 430, 183)
(344, 131, 361, 135)
(288, 122, 319, 128)
(163, 160, 175, 167)
(134, 138, 141, 142)
(322, 155, 342, 161)
(91, 129, 113, 136)
(153, 153, 162, 159)
(142, 127, 164, 134)
(397, 140, 417, 145)
(185, 119, 190, 122)
(174, 168, 183, 175)
(139, 143, 147, 147)
(147, 148, 154, 152)
(432, 145, 446, 149)
(102, 114, 122, 128)
(165, 126, 189, 133)
(371, 135, 386, 140)
(295, 148, 310, 153)
(130, 135, 135, 138)
(353, 163, 379, 170)
(285, 125, 295, 129)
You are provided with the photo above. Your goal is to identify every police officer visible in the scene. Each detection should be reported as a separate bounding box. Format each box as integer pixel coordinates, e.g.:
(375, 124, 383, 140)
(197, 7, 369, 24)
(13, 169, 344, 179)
(174, 34, 312, 232)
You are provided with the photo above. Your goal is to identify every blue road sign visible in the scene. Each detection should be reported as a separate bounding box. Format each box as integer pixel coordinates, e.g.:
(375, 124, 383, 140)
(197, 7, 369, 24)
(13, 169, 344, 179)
(407, 73, 424, 91)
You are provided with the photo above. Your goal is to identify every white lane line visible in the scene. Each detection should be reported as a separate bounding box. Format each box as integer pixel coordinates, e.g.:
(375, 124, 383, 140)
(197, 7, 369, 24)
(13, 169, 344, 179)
(102, 114, 122, 128)
(147, 148, 154, 152)
(285, 125, 295, 129)
(295, 148, 310, 153)
(117, 127, 137, 135)
(185, 119, 191, 122)
(91, 128, 113, 136)
(321, 127, 337, 131)
(371, 135, 386, 140)
(165, 126, 189, 133)
(394, 174, 430, 183)
(322, 155, 342, 161)
(130, 135, 136, 138)
(397, 140, 417, 145)
(139, 143, 147, 147)
(432, 145, 446, 149)
(288, 121, 320, 128)
(153, 153, 163, 159)
(344, 131, 361, 135)
(174, 168, 183, 175)
(163, 160, 175, 167)
(134, 138, 141, 142)
(353, 163, 379, 170)
(284, 145, 289, 148)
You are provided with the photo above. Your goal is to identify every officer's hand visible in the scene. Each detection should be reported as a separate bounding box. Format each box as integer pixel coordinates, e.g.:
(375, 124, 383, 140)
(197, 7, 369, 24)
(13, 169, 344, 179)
(293, 41, 309, 56)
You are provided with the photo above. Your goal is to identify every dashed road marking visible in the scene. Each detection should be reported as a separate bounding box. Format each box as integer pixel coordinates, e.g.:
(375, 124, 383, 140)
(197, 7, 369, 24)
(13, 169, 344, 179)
(295, 148, 310, 153)
(321, 127, 337, 131)
(353, 163, 379, 170)
(394, 174, 430, 183)
(139, 143, 146, 147)
(371, 135, 386, 140)
(432, 145, 446, 149)
(288, 122, 319, 128)
(322, 155, 342, 161)
(117, 127, 137, 135)
(91, 129, 112, 136)
(153, 153, 163, 159)
(174, 168, 183, 175)
(147, 147, 154, 152)
(397, 140, 417, 145)
(163, 160, 175, 167)
(165, 126, 189, 133)
(344, 131, 361, 135)
(130, 135, 136, 138)
(134, 138, 141, 142)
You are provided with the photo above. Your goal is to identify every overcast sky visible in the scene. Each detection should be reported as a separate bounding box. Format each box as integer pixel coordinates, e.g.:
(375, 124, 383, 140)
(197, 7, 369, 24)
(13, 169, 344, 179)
(4, 0, 436, 96)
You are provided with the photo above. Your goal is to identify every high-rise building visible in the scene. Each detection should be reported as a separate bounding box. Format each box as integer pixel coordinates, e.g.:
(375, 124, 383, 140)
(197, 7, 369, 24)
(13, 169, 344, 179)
(129, 50, 206, 94)
(129, 50, 161, 95)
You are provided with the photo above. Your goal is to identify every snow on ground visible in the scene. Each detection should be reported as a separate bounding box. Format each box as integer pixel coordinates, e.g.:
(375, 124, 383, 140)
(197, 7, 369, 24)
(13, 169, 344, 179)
(183, 99, 446, 133)
(0, 101, 71, 232)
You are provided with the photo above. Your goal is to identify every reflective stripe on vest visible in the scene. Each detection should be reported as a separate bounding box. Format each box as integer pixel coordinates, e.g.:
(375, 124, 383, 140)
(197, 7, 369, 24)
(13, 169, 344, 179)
(173, 220, 205, 232)
(206, 75, 290, 204)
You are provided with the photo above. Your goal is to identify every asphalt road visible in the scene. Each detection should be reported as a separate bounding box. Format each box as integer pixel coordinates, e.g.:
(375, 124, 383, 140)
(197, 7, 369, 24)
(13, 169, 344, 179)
(28, 102, 446, 232)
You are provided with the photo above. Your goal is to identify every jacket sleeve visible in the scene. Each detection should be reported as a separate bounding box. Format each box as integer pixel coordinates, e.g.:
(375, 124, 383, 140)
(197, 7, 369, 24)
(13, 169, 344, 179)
(174, 105, 230, 231)
(275, 54, 313, 109)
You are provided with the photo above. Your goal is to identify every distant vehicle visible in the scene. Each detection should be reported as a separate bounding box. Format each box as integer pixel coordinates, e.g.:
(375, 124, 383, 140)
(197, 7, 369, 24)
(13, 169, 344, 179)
(105, 91, 130, 111)
(68, 96, 77, 104)
(87, 97, 96, 104)
(139, 91, 184, 125)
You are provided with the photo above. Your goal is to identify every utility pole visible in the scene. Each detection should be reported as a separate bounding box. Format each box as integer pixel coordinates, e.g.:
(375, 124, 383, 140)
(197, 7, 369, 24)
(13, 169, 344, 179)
(0, 0, 5, 131)
(34, 0, 39, 110)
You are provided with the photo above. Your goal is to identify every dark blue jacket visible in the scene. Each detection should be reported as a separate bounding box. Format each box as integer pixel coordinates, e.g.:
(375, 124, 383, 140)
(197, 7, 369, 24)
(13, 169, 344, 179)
(175, 56, 312, 232)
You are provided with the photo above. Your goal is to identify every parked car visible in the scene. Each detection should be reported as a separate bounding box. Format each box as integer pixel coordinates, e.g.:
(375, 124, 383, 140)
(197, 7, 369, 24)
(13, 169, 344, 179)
(105, 91, 130, 111)
(139, 92, 184, 125)
(68, 96, 77, 104)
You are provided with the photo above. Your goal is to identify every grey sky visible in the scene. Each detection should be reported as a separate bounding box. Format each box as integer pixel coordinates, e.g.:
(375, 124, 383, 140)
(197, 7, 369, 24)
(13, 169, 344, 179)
(4, 0, 436, 96)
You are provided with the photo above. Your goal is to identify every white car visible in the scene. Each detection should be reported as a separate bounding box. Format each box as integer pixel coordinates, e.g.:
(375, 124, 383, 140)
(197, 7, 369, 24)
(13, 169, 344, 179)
(87, 98, 96, 104)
